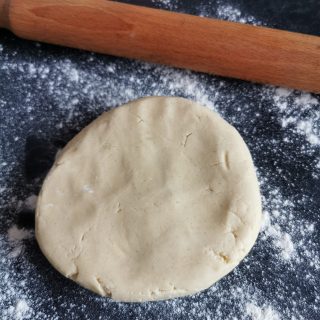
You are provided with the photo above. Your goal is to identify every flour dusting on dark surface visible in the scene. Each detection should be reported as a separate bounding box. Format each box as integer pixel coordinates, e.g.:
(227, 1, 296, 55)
(0, 1, 319, 319)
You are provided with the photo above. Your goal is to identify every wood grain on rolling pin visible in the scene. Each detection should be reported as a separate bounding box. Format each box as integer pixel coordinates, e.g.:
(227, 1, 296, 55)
(1, 0, 320, 92)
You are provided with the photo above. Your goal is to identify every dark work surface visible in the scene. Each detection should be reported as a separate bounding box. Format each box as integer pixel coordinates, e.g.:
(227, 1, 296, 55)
(0, 1, 319, 319)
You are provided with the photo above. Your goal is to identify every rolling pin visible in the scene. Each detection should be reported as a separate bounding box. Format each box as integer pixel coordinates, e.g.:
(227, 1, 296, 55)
(1, 0, 320, 93)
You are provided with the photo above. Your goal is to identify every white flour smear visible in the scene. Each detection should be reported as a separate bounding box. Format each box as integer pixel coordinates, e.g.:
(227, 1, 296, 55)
(0, 1, 319, 319)
(246, 302, 281, 320)
(5, 300, 31, 320)
(7, 225, 34, 259)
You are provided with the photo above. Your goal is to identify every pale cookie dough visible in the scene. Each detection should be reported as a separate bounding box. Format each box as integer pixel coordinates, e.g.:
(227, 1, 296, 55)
(36, 96, 261, 302)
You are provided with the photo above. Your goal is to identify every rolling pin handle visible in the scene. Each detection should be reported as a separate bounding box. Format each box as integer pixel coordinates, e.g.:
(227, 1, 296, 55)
(0, 0, 9, 29)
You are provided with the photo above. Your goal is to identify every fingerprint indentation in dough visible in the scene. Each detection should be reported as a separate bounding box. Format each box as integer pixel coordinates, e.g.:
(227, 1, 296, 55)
(207, 184, 214, 192)
(66, 265, 79, 280)
(231, 229, 238, 239)
(136, 115, 144, 124)
(223, 151, 230, 170)
(95, 277, 112, 298)
(116, 202, 122, 213)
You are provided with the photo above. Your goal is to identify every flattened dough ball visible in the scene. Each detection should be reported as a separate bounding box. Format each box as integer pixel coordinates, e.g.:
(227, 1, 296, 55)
(36, 97, 261, 302)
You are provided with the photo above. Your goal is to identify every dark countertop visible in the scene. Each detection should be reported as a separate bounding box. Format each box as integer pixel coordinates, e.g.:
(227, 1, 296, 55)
(0, 1, 319, 319)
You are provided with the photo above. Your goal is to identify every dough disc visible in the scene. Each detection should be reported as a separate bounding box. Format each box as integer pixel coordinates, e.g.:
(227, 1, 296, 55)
(36, 97, 261, 302)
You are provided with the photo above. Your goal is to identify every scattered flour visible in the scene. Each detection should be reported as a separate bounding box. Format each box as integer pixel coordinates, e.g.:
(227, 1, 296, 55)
(215, 4, 260, 25)
(152, 0, 263, 25)
(273, 89, 320, 148)
(261, 210, 295, 261)
(8, 225, 33, 243)
(246, 302, 281, 320)
(152, 0, 173, 7)
(7, 225, 34, 258)
(69, 68, 80, 83)
(6, 300, 31, 320)
(296, 120, 320, 145)
(150, 0, 182, 11)
(275, 233, 295, 261)
(23, 195, 38, 211)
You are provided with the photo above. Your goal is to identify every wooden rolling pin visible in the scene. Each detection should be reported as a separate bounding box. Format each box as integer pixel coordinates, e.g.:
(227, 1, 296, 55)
(1, 0, 320, 92)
